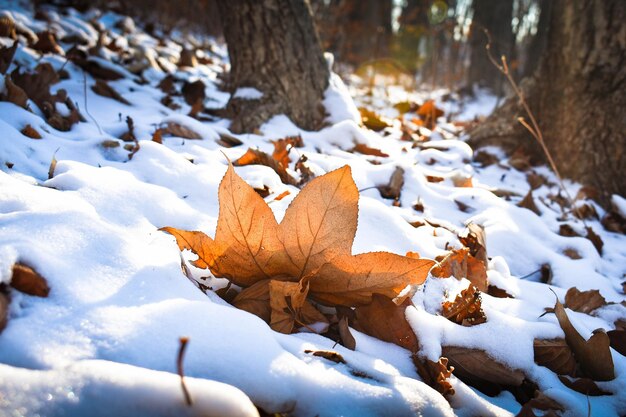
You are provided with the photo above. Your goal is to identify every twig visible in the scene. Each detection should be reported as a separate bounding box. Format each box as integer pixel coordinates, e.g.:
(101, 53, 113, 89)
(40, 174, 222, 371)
(82, 70, 103, 135)
(482, 29, 585, 228)
(177, 336, 193, 406)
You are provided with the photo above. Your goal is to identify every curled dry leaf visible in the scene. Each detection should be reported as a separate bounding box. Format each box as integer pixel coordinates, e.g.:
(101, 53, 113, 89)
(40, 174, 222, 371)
(417, 100, 444, 130)
(443, 346, 526, 387)
(378, 166, 404, 200)
(32, 30, 64, 55)
(533, 338, 577, 376)
(431, 248, 488, 293)
(585, 226, 603, 255)
(516, 392, 564, 417)
(271, 135, 303, 168)
(152, 128, 163, 144)
(11, 263, 50, 297)
(338, 316, 356, 350)
(412, 356, 455, 397)
(304, 350, 346, 364)
(234, 148, 298, 186)
(552, 294, 614, 381)
(564, 287, 606, 315)
(3, 75, 28, 108)
(232, 280, 272, 323)
(459, 223, 488, 267)
(441, 283, 487, 326)
(295, 154, 314, 185)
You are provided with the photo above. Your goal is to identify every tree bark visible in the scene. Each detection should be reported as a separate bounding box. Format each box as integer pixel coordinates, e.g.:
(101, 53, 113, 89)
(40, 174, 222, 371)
(217, 0, 330, 133)
(467, 0, 515, 94)
(470, 0, 626, 204)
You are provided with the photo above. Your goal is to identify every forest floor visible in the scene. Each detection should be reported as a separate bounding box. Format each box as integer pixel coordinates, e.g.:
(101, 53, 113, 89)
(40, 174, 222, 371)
(1, 3, 625, 417)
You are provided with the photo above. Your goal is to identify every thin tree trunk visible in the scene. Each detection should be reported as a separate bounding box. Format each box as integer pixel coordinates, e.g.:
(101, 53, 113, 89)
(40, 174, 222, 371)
(218, 0, 330, 133)
(467, 0, 515, 94)
(470, 0, 626, 204)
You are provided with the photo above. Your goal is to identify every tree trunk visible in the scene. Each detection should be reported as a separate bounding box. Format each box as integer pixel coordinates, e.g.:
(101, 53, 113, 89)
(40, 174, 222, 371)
(521, 0, 552, 78)
(467, 0, 515, 94)
(470, 0, 626, 204)
(217, 0, 330, 133)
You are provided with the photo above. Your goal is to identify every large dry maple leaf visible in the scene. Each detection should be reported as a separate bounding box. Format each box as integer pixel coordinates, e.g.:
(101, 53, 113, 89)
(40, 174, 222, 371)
(161, 163, 434, 330)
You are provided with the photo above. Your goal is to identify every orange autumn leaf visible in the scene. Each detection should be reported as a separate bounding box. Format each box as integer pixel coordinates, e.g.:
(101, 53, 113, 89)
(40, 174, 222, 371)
(352, 143, 389, 158)
(161, 164, 435, 329)
(441, 283, 487, 326)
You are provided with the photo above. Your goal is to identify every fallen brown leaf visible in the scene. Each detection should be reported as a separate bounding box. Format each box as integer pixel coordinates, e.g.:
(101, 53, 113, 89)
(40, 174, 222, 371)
(459, 223, 488, 267)
(564, 287, 606, 315)
(487, 285, 513, 298)
(607, 330, 626, 356)
(585, 227, 603, 255)
(163, 122, 202, 140)
(3, 75, 28, 108)
(232, 280, 272, 323)
(552, 293, 614, 381)
(443, 346, 525, 387)
(359, 107, 391, 131)
(352, 143, 389, 158)
(533, 338, 577, 376)
(557, 375, 611, 396)
(0, 40, 17, 75)
(11, 263, 49, 297)
(269, 279, 328, 333)
(417, 100, 444, 130)
(352, 294, 418, 352)
(518, 191, 540, 215)
(92, 79, 130, 104)
(412, 356, 455, 396)
(152, 128, 163, 144)
(271, 135, 302, 168)
(516, 392, 564, 417)
(338, 316, 356, 350)
(21, 124, 42, 139)
(32, 30, 64, 55)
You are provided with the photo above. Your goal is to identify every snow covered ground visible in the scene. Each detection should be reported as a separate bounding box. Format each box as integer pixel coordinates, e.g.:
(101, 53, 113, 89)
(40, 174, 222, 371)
(0, 3, 625, 416)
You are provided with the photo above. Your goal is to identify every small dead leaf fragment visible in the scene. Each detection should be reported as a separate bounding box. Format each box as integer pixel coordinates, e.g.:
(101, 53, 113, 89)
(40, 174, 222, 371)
(304, 350, 346, 364)
(473, 150, 498, 167)
(11, 263, 49, 297)
(48, 149, 58, 179)
(152, 128, 163, 144)
(585, 226, 603, 255)
(359, 107, 391, 131)
(526, 172, 546, 190)
(443, 346, 525, 387)
(254, 186, 270, 198)
(272, 190, 290, 201)
(352, 143, 389, 158)
(21, 124, 42, 139)
(181, 79, 205, 106)
(417, 100, 444, 129)
(562, 248, 581, 260)
(518, 191, 541, 215)
(557, 375, 611, 396)
(516, 392, 564, 417)
(452, 175, 473, 188)
(558, 224, 580, 237)
(378, 166, 404, 200)
(607, 330, 626, 356)
(564, 287, 606, 314)
(32, 30, 64, 55)
(425, 175, 444, 183)
(3, 75, 28, 108)
(352, 294, 419, 352)
(413, 356, 455, 396)
(533, 338, 577, 376)
(271, 135, 302, 168)
(164, 122, 202, 140)
(234, 148, 298, 186)
(442, 284, 487, 326)
(552, 294, 614, 380)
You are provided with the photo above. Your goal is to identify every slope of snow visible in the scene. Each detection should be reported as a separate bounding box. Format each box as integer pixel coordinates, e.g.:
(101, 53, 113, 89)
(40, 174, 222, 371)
(0, 3, 624, 417)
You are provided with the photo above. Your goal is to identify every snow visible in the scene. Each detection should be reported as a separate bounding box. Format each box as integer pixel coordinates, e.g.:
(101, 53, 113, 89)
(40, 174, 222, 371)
(0, 3, 625, 417)
(233, 87, 263, 100)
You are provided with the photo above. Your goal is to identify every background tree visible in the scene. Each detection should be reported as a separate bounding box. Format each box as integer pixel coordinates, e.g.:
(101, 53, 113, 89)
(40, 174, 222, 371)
(467, 0, 515, 94)
(470, 0, 625, 204)
(217, 0, 330, 133)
